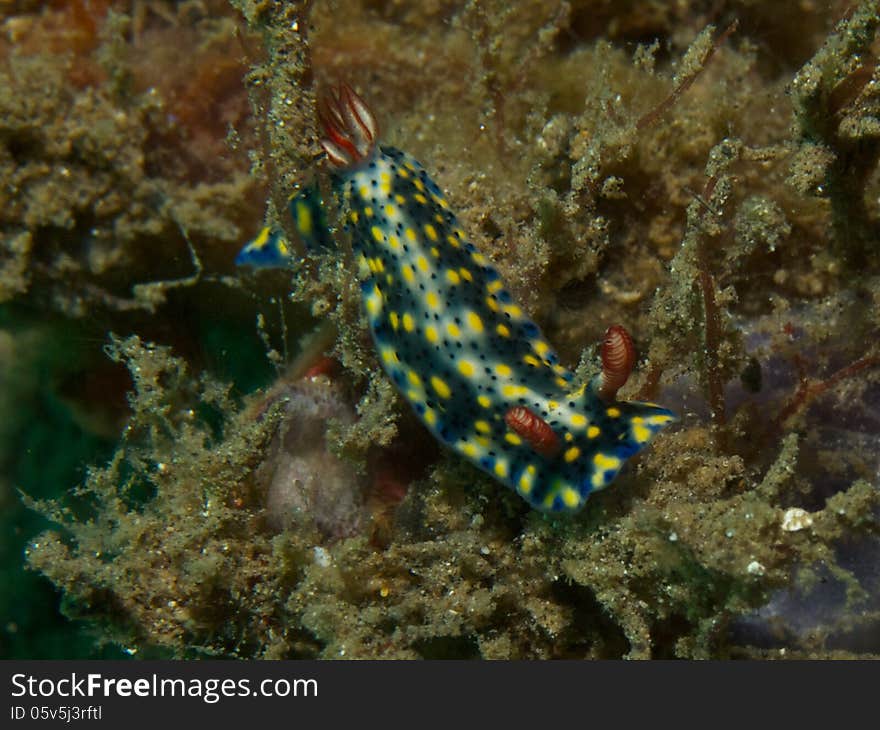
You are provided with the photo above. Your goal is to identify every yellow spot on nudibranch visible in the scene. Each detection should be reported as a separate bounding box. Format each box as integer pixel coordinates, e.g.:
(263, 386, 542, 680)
(389, 312, 399, 330)
(462, 442, 478, 457)
(431, 376, 452, 399)
(533, 341, 550, 356)
(402, 313, 415, 332)
(475, 420, 491, 434)
(496, 324, 510, 337)
(407, 370, 422, 387)
(504, 305, 523, 318)
(518, 464, 537, 494)
(366, 289, 382, 317)
(466, 311, 483, 332)
(403, 266, 416, 284)
(562, 488, 580, 509)
(632, 418, 652, 443)
(413, 178, 425, 192)
(424, 224, 438, 241)
(446, 269, 461, 285)
(564, 447, 581, 463)
(446, 322, 461, 337)
(505, 433, 522, 446)
(388, 234, 400, 250)
(523, 354, 541, 367)
(405, 228, 417, 242)
(295, 201, 313, 235)
(477, 395, 491, 408)
(587, 426, 601, 439)
(458, 361, 476, 377)
(359, 186, 370, 199)
(414, 193, 428, 204)
(502, 384, 527, 398)
(495, 364, 512, 377)
(486, 297, 500, 312)
(385, 204, 397, 217)
(459, 268, 473, 282)
(426, 291, 440, 309)
(364, 206, 374, 217)
(594, 453, 621, 470)
(424, 409, 437, 426)
(251, 227, 271, 249)
(606, 407, 621, 418)
(570, 414, 586, 427)
(494, 461, 508, 479)
(447, 234, 460, 248)
(416, 255, 429, 273)
(349, 211, 359, 224)
(487, 280, 503, 294)
(425, 325, 439, 343)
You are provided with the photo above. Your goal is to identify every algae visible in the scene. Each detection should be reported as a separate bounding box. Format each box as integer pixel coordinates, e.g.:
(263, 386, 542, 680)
(4, 0, 880, 658)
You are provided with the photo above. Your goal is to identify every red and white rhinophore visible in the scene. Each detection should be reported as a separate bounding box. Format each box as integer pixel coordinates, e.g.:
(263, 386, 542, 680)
(317, 83, 379, 168)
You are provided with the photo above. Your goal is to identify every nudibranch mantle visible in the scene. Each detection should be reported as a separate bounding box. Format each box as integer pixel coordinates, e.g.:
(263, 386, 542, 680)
(237, 84, 675, 513)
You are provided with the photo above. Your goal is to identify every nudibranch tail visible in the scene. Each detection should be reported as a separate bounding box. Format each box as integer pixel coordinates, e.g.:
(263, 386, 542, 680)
(236, 82, 676, 514)
(597, 324, 636, 402)
(317, 83, 378, 168)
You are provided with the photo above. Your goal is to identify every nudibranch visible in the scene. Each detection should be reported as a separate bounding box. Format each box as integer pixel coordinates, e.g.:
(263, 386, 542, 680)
(237, 83, 675, 513)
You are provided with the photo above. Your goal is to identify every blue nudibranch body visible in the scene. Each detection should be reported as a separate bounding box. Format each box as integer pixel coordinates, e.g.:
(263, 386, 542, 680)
(237, 84, 675, 513)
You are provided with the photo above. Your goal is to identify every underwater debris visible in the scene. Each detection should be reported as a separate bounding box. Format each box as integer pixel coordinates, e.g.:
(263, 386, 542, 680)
(255, 375, 369, 539)
(776, 350, 880, 427)
(635, 21, 740, 133)
(781, 508, 813, 532)
(0, 1, 257, 316)
(788, 0, 880, 268)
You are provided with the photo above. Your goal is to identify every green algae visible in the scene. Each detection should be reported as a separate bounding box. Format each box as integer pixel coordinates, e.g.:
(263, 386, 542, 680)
(21, 340, 880, 657)
(5, 0, 880, 658)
